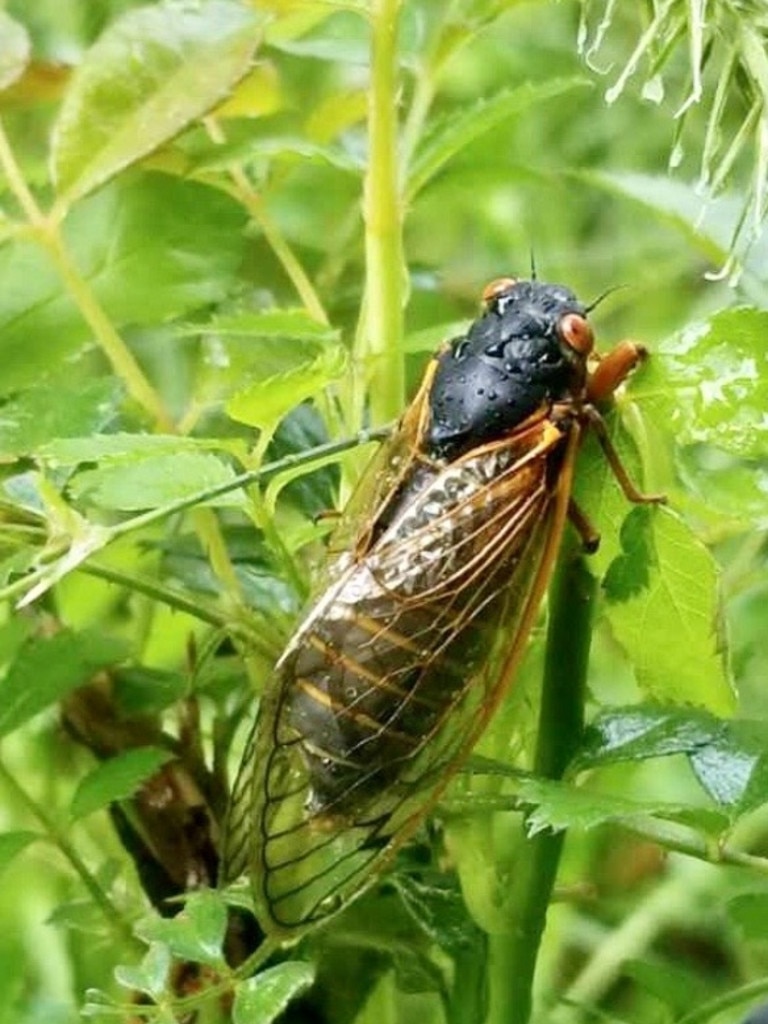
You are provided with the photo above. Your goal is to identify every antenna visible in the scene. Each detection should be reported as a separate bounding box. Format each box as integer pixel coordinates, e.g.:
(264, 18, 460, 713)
(529, 248, 537, 281)
(584, 283, 627, 313)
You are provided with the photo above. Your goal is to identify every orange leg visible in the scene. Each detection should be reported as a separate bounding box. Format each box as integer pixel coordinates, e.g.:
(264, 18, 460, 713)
(587, 340, 647, 405)
(584, 407, 666, 505)
(585, 340, 666, 506)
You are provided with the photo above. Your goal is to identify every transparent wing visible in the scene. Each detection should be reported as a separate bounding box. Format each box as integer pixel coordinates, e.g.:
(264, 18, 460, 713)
(224, 416, 569, 936)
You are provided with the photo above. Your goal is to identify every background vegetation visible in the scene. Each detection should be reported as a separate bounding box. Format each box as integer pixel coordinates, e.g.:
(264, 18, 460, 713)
(0, 0, 766, 1022)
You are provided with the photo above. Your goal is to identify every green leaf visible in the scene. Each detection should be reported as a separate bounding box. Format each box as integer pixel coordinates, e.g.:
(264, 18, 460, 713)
(624, 959, 709, 1014)
(70, 747, 173, 820)
(0, 831, 39, 875)
(635, 307, 768, 460)
(190, 134, 362, 175)
(51, 0, 265, 205)
(518, 777, 725, 837)
(0, 175, 246, 396)
(393, 874, 483, 955)
(113, 666, 188, 716)
(233, 962, 316, 1024)
(403, 321, 467, 354)
(182, 308, 340, 343)
(0, 629, 129, 738)
(226, 344, 346, 436)
(726, 893, 768, 940)
(577, 706, 768, 817)
(576, 705, 726, 769)
(114, 943, 171, 1000)
(603, 506, 734, 714)
(0, 12, 31, 91)
(0, 378, 123, 461)
(42, 432, 230, 468)
(70, 452, 246, 511)
(407, 79, 589, 198)
(136, 890, 227, 968)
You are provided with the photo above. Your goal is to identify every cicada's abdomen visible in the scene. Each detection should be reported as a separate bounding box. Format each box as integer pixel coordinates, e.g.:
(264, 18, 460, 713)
(281, 423, 558, 821)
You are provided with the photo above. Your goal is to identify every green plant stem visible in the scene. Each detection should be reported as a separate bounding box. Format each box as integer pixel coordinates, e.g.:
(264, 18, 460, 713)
(0, 117, 171, 430)
(42, 229, 174, 430)
(0, 756, 134, 943)
(487, 552, 596, 1024)
(359, 0, 405, 427)
(0, 117, 45, 224)
(0, 426, 390, 607)
(80, 562, 281, 660)
(203, 116, 329, 326)
(552, 859, 718, 1023)
(675, 978, 768, 1024)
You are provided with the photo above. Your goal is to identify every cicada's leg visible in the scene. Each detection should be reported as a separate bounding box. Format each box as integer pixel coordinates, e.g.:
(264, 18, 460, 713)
(583, 407, 666, 505)
(585, 339, 666, 506)
(567, 498, 601, 553)
(587, 340, 647, 404)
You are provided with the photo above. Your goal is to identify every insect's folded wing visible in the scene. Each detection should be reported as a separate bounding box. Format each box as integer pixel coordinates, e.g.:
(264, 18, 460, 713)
(223, 422, 568, 936)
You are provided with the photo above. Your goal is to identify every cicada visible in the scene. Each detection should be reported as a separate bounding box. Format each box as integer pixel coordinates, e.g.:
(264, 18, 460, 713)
(223, 276, 662, 937)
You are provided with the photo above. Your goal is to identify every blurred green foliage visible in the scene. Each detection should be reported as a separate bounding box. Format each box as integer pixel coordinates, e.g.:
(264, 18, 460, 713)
(0, 1, 766, 1023)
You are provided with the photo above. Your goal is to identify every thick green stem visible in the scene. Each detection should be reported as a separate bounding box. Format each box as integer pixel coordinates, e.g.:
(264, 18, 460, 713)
(487, 552, 596, 1024)
(358, 0, 405, 427)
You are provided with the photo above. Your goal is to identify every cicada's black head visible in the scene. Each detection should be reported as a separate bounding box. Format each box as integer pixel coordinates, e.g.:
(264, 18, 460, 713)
(427, 277, 595, 460)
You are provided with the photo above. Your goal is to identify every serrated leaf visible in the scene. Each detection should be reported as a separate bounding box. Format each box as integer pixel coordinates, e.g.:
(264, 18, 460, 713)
(393, 875, 482, 955)
(0, 831, 39, 875)
(518, 777, 725, 837)
(0, 12, 31, 91)
(70, 747, 173, 820)
(114, 942, 171, 999)
(136, 891, 227, 967)
(226, 345, 346, 435)
(233, 962, 315, 1024)
(184, 308, 340, 342)
(634, 307, 768, 460)
(407, 79, 589, 198)
(603, 506, 733, 714)
(51, 0, 265, 205)
(191, 134, 362, 175)
(0, 378, 123, 461)
(0, 176, 246, 396)
(0, 629, 129, 738)
(41, 432, 229, 468)
(70, 452, 246, 512)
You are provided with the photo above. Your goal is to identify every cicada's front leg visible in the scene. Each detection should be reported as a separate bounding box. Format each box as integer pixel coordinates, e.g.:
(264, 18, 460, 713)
(585, 340, 667, 506)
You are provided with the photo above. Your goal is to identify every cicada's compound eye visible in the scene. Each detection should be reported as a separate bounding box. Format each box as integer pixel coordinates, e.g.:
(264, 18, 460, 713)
(558, 312, 594, 356)
(481, 276, 518, 308)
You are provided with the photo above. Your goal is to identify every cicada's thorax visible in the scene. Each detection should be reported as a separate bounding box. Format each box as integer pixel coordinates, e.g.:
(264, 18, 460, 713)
(280, 279, 595, 821)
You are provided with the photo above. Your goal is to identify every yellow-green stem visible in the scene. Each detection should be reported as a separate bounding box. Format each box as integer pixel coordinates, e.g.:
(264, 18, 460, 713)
(43, 229, 173, 430)
(359, 0, 406, 428)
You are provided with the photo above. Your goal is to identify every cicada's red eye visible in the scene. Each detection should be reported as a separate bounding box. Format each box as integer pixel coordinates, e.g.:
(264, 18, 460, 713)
(558, 313, 594, 355)
(481, 277, 517, 307)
